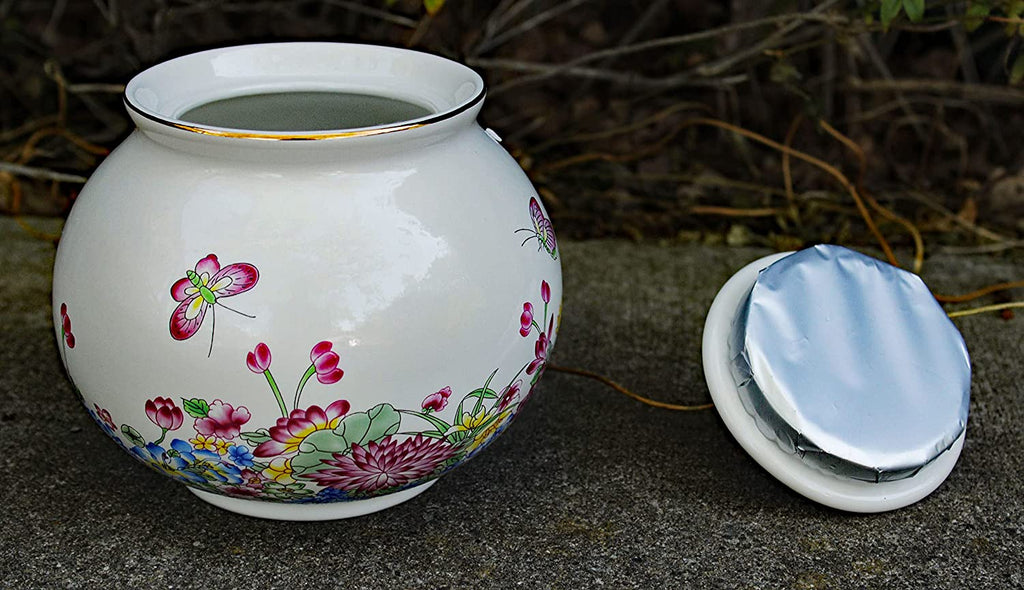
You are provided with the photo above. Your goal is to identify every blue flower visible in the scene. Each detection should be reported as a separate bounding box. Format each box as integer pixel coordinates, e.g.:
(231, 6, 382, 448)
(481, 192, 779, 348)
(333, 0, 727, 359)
(227, 444, 255, 468)
(298, 487, 352, 504)
(129, 439, 243, 486)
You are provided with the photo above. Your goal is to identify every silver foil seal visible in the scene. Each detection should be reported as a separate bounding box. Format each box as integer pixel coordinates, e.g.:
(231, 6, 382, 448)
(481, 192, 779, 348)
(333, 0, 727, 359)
(729, 245, 971, 483)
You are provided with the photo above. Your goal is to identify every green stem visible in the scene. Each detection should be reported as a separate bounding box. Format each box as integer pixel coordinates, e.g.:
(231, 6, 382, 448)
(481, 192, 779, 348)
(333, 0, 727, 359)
(154, 427, 168, 445)
(293, 365, 317, 411)
(264, 369, 287, 417)
(470, 369, 499, 417)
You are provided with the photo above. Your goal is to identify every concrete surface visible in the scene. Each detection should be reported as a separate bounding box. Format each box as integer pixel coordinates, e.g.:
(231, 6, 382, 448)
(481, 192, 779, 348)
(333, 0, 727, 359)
(1, 216, 1022, 589)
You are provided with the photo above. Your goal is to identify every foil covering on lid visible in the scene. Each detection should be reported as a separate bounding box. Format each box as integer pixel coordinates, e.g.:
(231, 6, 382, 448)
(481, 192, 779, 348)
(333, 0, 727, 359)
(729, 245, 970, 482)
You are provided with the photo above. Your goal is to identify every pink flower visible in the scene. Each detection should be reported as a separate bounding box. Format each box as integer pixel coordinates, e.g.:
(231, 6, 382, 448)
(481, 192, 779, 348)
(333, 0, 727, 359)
(498, 380, 522, 411)
(93, 404, 116, 431)
(59, 303, 75, 348)
(541, 280, 551, 304)
(145, 396, 183, 431)
(307, 435, 456, 493)
(253, 399, 351, 457)
(519, 302, 534, 337)
(246, 342, 272, 373)
(527, 316, 554, 375)
(421, 386, 452, 412)
(194, 399, 251, 439)
(310, 341, 344, 385)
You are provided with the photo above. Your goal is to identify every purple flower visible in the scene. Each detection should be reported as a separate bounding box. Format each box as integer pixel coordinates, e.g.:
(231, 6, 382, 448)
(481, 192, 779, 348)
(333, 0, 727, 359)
(421, 386, 452, 412)
(310, 341, 344, 385)
(194, 400, 251, 439)
(145, 397, 183, 431)
(520, 302, 534, 337)
(246, 342, 272, 373)
(541, 280, 551, 304)
(307, 435, 456, 493)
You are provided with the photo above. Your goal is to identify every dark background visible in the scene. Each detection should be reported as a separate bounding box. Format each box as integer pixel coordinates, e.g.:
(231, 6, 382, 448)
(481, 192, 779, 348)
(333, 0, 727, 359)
(3, 0, 1024, 251)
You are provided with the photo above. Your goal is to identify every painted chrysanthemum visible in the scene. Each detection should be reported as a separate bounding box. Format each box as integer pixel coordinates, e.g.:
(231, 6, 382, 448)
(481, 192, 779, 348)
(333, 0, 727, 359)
(307, 435, 456, 493)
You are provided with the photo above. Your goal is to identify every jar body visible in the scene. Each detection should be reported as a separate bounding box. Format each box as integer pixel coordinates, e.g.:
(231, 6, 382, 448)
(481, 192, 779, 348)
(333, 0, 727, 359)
(53, 107, 561, 518)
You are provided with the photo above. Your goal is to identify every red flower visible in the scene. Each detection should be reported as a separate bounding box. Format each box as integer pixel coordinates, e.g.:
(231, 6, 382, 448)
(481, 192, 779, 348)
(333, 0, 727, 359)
(93, 404, 116, 431)
(498, 380, 522, 411)
(310, 341, 344, 385)
(421, 386, 452, 412)
(307, 435, 456, 493)
(145, 396, 183, 431)
(194, 399, 252, 439)
(527, 316, 554, 375)
(253, 399, 351, 457)
(246, 342, 272, 373)
(519, 302, 534, 337)
(541, 280, 551, 304)
(59, 303, 75, 348)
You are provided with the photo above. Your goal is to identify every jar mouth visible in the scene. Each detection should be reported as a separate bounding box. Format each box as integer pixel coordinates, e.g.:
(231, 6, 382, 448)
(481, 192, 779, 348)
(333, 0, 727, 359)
(124, 42, 486, 141)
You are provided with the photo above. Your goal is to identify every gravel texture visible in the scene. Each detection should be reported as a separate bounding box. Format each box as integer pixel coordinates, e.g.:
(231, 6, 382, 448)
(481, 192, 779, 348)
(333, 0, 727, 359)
(1, 216, 1022, 589)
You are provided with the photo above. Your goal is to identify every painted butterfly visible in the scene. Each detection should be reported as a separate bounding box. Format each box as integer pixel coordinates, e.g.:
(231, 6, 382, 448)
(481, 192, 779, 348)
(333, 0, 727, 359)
(516, 197, 558, 260)
(170, 254, 259, 356)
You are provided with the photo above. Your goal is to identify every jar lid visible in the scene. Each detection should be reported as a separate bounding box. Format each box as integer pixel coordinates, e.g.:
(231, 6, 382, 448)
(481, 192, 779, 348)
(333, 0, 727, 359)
(702, 245, 971, 512)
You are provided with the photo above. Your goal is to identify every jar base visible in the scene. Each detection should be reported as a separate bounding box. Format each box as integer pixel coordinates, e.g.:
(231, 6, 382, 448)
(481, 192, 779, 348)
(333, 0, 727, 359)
(188, 480, 437, 521)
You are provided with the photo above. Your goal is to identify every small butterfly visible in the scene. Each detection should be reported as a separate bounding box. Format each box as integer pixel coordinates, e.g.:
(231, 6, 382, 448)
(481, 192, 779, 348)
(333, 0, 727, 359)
(170, 254, 259, 357)
(516, 197, 558, 260)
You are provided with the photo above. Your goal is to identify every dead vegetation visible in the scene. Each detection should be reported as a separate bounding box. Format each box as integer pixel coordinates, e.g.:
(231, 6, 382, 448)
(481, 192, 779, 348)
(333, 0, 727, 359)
(2, 0, 1024, 262)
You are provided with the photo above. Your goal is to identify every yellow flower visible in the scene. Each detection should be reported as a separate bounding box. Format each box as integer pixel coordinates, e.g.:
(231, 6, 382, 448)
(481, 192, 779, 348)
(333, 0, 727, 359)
(265, 457, 295, 484)
(213, 438, 231, 456)
(452, 408, 494, 433)
(189, 433, 218, 453)
(468, 410, 512, 452)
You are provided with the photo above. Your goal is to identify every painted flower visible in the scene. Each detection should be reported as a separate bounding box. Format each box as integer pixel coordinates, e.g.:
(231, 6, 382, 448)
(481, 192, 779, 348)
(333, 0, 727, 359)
(130, 439, 242, 486)
(59, 303, 75, 348)
(468, 411, 513, 453)
(519, 302, 534, 337)
(307, 435, 456, 493)
(93, 404, 116, 432)
(265, 457, 296, 484)
(450, 407, 499, 434)
(246, 343, 272, 373)
(498, 380, 522, 411)
(227, 444, 255, 468)
(421, 386, 452, 413)
(310, 341, 344, 385)
(222, 485, 262, 498)
(527, 315, 554, 375)
(194, 399, 251, 439)
(189, 433, 219, 453)
(253, 399, 351, 457)
(145, 396, 183, 431)
(541, 280, 551, 304)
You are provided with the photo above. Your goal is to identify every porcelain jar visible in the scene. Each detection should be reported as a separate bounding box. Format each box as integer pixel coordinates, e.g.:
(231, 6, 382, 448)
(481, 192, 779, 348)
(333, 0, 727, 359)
(52, 43, 562, 520)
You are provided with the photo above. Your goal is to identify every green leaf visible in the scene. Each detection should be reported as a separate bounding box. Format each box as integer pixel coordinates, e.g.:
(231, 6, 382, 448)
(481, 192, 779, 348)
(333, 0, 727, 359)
(965, 2, 991, 32)
(121, 424, 146, 447)
(333, 403, 401, 448)
(1009, 54, 1024, 85)
(423, 0, 445, 16)
(181, 397, 210, 419)
(902, 0, 924, 23)
(239, 428, 271, 446)
(400, 409, 451, 434)
(291, 450, 335, 475)
(298, 429, 351, 454)
(880, 0, 902, 30)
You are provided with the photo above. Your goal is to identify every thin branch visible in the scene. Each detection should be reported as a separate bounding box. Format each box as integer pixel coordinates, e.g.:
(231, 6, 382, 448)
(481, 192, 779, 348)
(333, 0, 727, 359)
(846, 77, 1024, 105)
(475, 0, 594, 55)
(321, 0, 418, 28)
(0, 162, 88, 183)
(471, 58, 747, 91)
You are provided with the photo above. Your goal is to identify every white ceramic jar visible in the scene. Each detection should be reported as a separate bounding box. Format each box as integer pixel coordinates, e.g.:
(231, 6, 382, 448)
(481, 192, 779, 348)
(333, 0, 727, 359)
(52, 43, 562, 520)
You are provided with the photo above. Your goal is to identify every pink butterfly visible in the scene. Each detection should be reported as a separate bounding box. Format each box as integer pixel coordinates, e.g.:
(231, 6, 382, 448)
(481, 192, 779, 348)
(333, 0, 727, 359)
(170, 254, 259, 356)
(516, 197, 558, 260)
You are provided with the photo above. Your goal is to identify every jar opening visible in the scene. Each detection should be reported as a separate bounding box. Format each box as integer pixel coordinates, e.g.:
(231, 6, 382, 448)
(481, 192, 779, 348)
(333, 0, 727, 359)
(179, 91, 435, 132)
(124, 43, 485, 141)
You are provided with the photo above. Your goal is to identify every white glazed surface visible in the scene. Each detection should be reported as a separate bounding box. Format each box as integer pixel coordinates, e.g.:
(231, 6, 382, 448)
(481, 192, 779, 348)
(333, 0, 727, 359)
(702, 253, 964, 513)
(53, 43, 562, 518)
